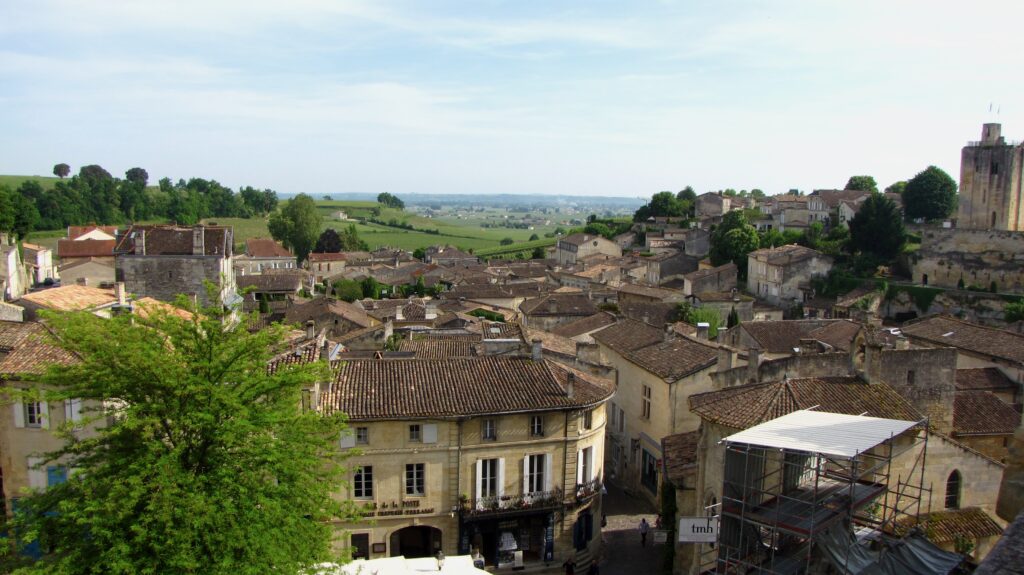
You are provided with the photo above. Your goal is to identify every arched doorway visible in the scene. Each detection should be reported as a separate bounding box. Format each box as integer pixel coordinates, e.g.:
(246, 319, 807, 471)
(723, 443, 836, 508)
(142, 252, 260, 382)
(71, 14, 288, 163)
(390, 526, 442, 558)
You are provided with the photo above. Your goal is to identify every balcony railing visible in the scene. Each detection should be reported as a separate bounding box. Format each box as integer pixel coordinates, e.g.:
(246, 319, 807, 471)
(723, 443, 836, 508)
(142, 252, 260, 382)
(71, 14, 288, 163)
(574, 478, 603, 505)
(462, 489, 563, 519)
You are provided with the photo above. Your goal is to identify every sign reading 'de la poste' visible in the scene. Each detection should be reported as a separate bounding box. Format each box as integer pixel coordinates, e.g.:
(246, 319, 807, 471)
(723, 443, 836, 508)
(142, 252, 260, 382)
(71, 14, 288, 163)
(678, 516, 719, 543)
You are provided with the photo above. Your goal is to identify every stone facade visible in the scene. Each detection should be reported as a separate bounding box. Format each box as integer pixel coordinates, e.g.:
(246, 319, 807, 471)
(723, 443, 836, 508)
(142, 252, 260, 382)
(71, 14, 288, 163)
(910, 226, 1024, 291)
(117, 255, 235, 306)
(746, 245, 833, 307)
(556, 234, 622, 267)
(958, 123, 1024, 231)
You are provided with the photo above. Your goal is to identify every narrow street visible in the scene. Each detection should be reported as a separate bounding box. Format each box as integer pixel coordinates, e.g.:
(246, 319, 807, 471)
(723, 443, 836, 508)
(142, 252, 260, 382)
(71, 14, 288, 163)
(595, 482, 661, 575)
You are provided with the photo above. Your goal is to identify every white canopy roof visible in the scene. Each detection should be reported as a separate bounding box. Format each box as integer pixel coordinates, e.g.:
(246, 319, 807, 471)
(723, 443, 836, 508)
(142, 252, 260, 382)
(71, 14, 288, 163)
(312, 555, 488, 575)
(721, 409, 919, 458)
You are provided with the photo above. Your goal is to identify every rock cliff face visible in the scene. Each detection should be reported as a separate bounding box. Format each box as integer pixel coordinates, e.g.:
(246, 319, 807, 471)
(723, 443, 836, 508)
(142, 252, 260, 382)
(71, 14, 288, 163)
(881, 289, 1012, 327)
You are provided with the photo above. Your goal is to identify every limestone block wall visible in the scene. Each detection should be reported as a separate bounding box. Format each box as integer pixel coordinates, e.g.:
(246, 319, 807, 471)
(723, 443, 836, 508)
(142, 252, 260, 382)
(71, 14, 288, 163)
(117, 255, 228, 305)
(910, 227, 1024, 291)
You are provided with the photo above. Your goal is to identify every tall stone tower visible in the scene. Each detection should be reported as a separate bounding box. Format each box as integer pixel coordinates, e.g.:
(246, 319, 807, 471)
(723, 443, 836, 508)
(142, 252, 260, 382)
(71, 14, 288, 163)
(958, 123, 1024, 230)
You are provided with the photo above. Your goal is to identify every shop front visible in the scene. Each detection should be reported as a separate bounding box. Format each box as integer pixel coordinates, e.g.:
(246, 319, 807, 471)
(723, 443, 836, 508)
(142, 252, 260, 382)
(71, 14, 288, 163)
(458, 490, 561, 569)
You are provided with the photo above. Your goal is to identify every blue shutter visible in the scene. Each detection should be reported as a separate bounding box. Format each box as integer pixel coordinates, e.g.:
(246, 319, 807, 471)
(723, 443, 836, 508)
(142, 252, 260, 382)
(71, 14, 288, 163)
(47, 466, 68, 486)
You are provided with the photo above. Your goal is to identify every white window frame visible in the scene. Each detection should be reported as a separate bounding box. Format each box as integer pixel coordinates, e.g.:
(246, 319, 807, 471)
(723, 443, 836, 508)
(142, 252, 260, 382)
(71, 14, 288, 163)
(642, 385, 652, 419)
(405, 463, 425, 496)
(577, 446, 594, 485)
(523, 453, 551, 494)
(482, 419, 497, 441)
(530, 415, 544, 437)
(409, 424, 421, 443)
(353, 465, 373, 499)
(64, 398, 82, 424)
(476, 458, 505, 499)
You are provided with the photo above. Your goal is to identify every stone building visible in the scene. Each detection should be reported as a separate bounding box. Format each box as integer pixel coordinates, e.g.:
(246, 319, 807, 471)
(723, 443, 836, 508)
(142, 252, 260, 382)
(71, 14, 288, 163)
(114, 224, 238, 307)
(0, 241, 28, 302)
(591, 318, 728, 507)
(682, 263, 736, 296)
(283, 296, 379, 338)
(321, 356, 611, 570)
(746, 244, 833, 307)
(958, 123, 1024, 231)
(21, 243, 57, 286)
(519, 293, 597, 332)
(233, 237, 295, 276)
(695, 192, 731, 217)
(555, 234, 621, 267)
(910, 226, 1024, 290)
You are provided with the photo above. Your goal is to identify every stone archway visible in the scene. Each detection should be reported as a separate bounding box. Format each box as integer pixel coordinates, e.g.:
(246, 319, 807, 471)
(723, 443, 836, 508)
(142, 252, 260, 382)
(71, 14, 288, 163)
(389, 525, 442, 559)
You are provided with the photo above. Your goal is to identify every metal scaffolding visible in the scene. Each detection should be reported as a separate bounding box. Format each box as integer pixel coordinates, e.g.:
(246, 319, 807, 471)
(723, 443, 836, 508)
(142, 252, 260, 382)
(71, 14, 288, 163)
(714, 410, 931, 574)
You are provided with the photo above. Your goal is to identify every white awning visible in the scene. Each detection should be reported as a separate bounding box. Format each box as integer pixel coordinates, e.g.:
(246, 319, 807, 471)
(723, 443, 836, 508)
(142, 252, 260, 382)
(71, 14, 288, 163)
(721, 409, 919, 458)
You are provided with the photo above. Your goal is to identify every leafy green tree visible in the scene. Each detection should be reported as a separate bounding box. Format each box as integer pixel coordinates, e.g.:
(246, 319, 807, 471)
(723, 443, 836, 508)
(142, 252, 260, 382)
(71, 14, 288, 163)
(844, 175, 878, 193)
(903, 166, 957, 221)
(554, 227, 566, 235)
(125, 167, 149, 186)
(688, 307, 721, 338)
(10, 185, 41, 239)
(885, 181, 907, 195)
(360, 277, 381, 299)
(5, 294, 357, 574)
(531, 246, 546, 259)
(529, 233, 539, 241)
(240, 187, 279, 216)
(848, 193, 906, 260)
(710, 211, 759, 279)
(377, 192, 404, 210)
(52, 163, 70, 179)
(750, 189, 766, 199)
(634, 191, 685, 221)
(313, 228, 343, 253)
(500, 237, 514, 245)
(583, 222, 614, 240)
(676, 186, 697, 203)
(269, 194, 322, 263)
(0, 186, 16, 237)
(332, 279, 364, 302)
(1005, 301, 1024, 323)
(413, 247, 426, 260)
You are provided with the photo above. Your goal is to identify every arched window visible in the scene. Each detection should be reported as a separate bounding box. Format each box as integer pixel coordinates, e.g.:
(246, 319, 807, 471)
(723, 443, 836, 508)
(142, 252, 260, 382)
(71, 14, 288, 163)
(945, 470, 961, 509)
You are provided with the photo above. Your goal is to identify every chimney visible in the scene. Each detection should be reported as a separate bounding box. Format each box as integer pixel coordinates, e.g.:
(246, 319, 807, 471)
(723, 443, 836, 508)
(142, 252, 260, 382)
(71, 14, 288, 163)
(798, 338, 818, 354)
(115, 282, 127, 306)
(746, 348, 761, 383)
(565, 372, 575, 399)
(696, 322, 710, 340)
(531, 338, 543, 361)
(135, 229, 146, 255)
(305, 320, 315, 340)
(717, 347, 734, 371)
(320, 339, 331, 361)
(192, 227, 205, 255)
(76, 277, 88, 286)
(664, 324, 673, 342)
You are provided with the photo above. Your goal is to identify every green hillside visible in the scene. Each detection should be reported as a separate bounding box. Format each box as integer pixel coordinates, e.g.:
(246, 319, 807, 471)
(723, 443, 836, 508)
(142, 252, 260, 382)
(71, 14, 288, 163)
(0, 174, 63, 190)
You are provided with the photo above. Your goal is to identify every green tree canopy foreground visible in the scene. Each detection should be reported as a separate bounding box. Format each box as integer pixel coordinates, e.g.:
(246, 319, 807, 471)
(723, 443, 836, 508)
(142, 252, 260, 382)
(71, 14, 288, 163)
(845, 175, 878, 193)
(709, 211, 759, 279)
(903, 165, 958, 221)
(848, 192, 906, 260)
(4, 296, 358, 574)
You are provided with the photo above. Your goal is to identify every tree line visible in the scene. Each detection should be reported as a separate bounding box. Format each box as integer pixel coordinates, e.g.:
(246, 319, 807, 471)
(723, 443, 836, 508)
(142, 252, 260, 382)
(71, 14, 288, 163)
(0, 163, 278, 240)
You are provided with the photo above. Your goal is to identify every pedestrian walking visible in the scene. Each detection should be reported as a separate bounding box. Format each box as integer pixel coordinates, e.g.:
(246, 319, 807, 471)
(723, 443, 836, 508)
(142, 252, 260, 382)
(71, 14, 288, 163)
(639, 518, 650, 547)
(563, 555, 577, 575)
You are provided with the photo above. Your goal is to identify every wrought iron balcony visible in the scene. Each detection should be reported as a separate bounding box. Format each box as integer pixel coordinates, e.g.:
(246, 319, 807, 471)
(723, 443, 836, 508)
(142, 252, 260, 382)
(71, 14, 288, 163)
(461, 489, 563, 519)
(573, 478, 603, 505)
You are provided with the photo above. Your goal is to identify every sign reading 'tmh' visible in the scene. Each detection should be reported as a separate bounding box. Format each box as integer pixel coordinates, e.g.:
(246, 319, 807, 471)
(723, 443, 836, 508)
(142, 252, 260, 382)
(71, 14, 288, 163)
(678, 516, 719, 543)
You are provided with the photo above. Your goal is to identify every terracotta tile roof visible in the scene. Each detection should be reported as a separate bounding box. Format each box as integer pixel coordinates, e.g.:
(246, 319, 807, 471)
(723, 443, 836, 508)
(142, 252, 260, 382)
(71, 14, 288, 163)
(245, 238, 292, 258)
(619, 301, 680, 326)
(739, 320, 858, 354)
(891, 507, 1003, 544)
(592, 318, 665, 356)
(683, 262, 737, 281)
(550, 312, 617, 338)
(68, 225, 118, 239)
(524, 327, 577, 359)
(57, 257, 115, 272)
(0, 321, 39, 351)
(398, 339, 477, 358)
(114, 225, 232, 257)
(689, 376, 922, 430)
(560, 233, 614, 247)
(835, 283, 880, 307)
(307, 252, 349, 263)
(334, 324, 385, 343)
(0, 323, 78, 376)
(519, 293, 596, 317)
(617, 283, 683, 301)
(663, 431, 700, 487)
(956, 368, 1017, 392)
(748, 244, 824, 266)
(482, 321, 523, 340)
(57, 238, 116, 258)
(954, 391, 1021, 435)
(626, 336, 719, 381)
(810, 189, 871, 209)
(17, 285, 117, 311)
(902, 315, 1024, 365)
(322, 357, 613, 420)
(695, 291, 754, 303)
(283, 297, 375, 328)
(442, 283, 550, 301)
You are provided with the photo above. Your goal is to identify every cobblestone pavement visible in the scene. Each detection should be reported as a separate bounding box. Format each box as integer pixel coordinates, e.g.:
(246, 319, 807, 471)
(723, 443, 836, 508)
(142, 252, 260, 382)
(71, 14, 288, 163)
(594, 482, 661, 575)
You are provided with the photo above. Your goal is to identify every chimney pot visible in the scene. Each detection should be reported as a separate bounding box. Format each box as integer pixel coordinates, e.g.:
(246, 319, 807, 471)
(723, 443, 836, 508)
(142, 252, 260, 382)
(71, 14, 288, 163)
(696, 322, 710, 340)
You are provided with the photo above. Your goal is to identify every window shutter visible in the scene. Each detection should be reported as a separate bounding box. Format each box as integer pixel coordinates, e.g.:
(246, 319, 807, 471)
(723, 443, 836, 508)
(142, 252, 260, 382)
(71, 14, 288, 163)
(577, 449, 584, 485)
(13, 402, 24, 428)
(422, 423, 437, 444)
(339, 433, 356, 449)
(40, 402, 49, 429)
(543, 454, 552, 492)
(475, 460, 483, 499)
(522, 456, 530, 494)
(497, 458, 506, 497)
(71, 399, 82, 422)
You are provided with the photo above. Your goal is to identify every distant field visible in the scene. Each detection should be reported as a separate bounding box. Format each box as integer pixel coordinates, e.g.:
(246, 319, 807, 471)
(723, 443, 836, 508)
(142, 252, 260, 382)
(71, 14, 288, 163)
(0, 174, 62, 190)
(20, 196, 563, 255)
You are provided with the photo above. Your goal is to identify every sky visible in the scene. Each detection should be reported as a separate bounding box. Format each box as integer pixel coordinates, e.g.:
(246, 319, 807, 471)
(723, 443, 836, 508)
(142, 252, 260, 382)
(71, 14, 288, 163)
(2, 1, 1022, 199)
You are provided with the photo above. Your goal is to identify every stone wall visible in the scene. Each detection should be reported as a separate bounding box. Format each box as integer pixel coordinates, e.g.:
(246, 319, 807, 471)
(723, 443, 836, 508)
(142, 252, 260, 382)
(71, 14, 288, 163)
(910, 227, 1024, 292)
(711, 351, 852, 388)
(117, 255, 227, 305)
(866, 347, 958, 433)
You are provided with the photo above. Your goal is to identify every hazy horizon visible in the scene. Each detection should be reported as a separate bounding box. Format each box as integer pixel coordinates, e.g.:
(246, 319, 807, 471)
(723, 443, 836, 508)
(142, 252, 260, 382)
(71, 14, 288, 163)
(2, 1, 1022, 197)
